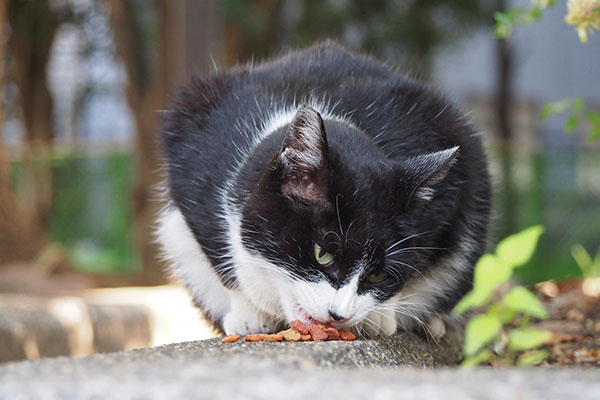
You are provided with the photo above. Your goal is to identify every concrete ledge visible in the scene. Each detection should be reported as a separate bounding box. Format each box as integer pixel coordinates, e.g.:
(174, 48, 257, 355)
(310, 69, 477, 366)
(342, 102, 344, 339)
(0, 337, 597, 400)
(0, 286, 215, 362)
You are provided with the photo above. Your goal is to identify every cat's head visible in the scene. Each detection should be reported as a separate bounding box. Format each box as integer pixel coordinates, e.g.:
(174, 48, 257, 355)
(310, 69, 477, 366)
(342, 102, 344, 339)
(240, 105, 460, 330)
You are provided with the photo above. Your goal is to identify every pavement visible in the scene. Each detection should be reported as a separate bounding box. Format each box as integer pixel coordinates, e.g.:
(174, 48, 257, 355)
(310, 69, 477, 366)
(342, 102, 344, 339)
(1, 334, 598, 400)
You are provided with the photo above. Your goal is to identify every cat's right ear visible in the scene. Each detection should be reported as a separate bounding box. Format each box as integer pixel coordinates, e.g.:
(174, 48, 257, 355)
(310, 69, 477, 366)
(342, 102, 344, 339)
(403, 146, 460, 204)
(276, 105, 332, 212)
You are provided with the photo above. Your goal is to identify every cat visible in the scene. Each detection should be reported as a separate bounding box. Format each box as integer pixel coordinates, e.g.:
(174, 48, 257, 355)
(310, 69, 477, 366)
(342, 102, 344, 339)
(156, 41, 491, 338)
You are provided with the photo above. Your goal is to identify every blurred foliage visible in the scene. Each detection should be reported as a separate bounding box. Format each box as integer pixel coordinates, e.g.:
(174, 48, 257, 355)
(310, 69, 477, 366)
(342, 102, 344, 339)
(454, 226, 552, 367)
(494, 0, 600, 42)
(541, 97, 600, 141)
(10, 152, 139, 274)
(493, 0, 556, 38)
(490, 148, 600, 284)
(221, 0, 497, 78)
(571, 244, 600, 278)
(47, 152, 139, 274)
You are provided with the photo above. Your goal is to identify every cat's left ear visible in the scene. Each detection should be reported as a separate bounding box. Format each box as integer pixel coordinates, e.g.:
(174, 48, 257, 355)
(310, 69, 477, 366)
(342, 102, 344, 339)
(404, 146, 459, 203)
(276, 105, 331, 212)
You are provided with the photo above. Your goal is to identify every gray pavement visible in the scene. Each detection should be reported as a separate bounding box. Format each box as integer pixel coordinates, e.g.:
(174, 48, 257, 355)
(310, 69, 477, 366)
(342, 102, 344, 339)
(1, 334, 598, 399)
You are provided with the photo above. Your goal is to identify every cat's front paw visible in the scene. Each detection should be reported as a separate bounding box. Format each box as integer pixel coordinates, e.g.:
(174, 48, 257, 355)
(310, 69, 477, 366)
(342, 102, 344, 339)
(414, 316, 447, 341)
(223, 311, 272, 335)
(222, 294, 279, 335)
(357, 308, 397, 337)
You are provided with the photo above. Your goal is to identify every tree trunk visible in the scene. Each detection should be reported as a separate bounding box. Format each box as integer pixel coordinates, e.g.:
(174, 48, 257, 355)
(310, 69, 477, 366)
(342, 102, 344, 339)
(0, 0, 56, 265)
(106, 0, 167, 284)
(495, 0, 517, 239)
(8, 0, 58, 224)
(107, 0, 222, 284)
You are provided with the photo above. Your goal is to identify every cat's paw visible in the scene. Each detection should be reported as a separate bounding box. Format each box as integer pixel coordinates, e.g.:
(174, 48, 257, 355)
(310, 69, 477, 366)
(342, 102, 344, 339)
(222, 294, 279, 335)
(415, 316, 447, 341)
(426, 316, 446, 340)
(223, 311, 272, 335)
(358, 308, 397, 337)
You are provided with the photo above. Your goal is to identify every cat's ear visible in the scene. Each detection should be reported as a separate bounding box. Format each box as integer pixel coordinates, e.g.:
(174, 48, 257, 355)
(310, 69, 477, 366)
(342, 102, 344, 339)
(277, 105, 331, 212)
(405, 146, 459, 203)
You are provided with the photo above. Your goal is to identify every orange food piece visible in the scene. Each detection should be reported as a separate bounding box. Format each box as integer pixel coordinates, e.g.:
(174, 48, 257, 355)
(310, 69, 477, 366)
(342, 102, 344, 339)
(300, 334, 312, 341)
(221, 334, 241, 343)
(290, 320, 310, 335)
(244, 334, 265, 342)
(339, 330, 356, 341)
(263, 333, 284, 342)
(324, 326, 340, 340)
(280, 328, 302, 342)
(309, 324, 329, 342)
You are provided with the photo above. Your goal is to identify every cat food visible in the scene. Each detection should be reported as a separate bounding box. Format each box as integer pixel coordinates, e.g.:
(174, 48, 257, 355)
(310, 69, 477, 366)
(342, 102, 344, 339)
(263, 333, 284, 342)
(221, 334, 241, 343)
(226, 320, 356, 344)
(290, 320, 310, 335)
(324, 326, 341, 340)
(309, 324, 329, 342)
(281, 328, 302, 342)
(339, 330, 357, 341)
(244, 334, 265, 342)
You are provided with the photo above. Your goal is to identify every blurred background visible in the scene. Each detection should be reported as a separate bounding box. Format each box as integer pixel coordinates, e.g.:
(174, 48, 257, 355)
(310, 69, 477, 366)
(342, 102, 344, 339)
(0, 0, 598, 361)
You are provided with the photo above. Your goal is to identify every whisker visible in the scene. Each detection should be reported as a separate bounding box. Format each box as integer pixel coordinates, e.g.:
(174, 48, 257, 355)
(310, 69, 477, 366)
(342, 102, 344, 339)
(385, 231, 431, 252)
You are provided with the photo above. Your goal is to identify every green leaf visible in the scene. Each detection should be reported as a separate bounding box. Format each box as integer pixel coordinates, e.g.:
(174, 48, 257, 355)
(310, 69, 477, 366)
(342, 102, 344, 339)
(503, 286, 549, 319)
(586, 111, 600, 142)
(572, 243, 593, 277)
(565, 115, 579, 133)
(529, 7, 543, 21)
(540, 99, 570, 120)
(464, 313, 502, 356)
(540, 102, 554, 120)
(573, 97, 584, 114)
(508, 328, 553, 351)
(453, 291, 482, 315)
(517, 350, 549, 366)
(460, 349, 493, 368)
(494, 11, 512, 26)
(586, 111, 600, 124)
(473, 254, 512, 293)
(589, 125, 600, 142)
(498, 307, 517, 324)
(453, 254, 511, 314)
(496, 225, 545, 268)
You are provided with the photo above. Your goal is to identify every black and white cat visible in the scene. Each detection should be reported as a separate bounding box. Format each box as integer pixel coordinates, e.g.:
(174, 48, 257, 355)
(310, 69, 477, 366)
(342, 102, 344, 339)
(156, 41, 491, 338)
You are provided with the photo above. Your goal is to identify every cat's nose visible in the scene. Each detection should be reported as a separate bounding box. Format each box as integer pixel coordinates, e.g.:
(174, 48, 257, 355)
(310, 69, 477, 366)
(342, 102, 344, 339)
(328, 309, 346, 322)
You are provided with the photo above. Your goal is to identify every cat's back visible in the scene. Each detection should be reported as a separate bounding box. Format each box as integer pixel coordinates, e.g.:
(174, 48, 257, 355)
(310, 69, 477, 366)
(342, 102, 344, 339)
(161, 42, 486, 213)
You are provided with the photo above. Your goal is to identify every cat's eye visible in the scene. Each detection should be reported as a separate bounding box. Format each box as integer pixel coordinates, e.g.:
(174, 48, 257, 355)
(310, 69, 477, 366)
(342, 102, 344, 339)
(366, 272, 388, 284)
(314, 243, 334, 265)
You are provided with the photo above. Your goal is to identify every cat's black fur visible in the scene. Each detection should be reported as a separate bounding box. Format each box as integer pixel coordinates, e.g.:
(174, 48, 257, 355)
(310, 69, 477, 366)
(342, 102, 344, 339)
(159, 41, 491, 334)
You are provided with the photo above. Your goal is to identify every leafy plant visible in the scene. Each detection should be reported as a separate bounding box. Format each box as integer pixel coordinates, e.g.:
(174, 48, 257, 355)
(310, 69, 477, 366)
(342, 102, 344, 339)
(571, 244, 600, 278)
(495, 1, 600, 141)
(540, 97, 600, 142)
(454, 225, 553, 367)
(494, 0, 600, 43)
(493, 0, 556, 39)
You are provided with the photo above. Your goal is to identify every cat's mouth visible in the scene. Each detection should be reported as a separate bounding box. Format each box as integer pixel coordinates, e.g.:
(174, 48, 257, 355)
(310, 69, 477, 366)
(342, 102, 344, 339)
(295, 307, 352, 328)
(296, 307, 329, 326)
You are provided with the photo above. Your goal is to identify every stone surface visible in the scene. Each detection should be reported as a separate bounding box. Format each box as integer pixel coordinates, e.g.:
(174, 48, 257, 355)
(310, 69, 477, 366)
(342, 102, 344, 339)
(0, 287, 215, 362)
(0, 335, 598, 400)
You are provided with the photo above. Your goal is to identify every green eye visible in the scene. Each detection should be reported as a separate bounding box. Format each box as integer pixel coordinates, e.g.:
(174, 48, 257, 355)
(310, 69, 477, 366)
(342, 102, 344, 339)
(314, 243, 334, 265)
(367, 272, 388, 284)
